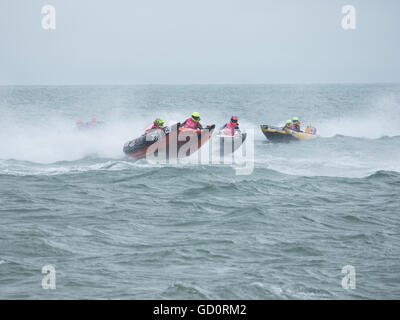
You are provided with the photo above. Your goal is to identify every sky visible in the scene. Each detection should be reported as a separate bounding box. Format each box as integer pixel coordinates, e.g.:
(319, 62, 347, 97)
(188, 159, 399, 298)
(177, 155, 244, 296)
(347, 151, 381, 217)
(0, 0, 399, 85)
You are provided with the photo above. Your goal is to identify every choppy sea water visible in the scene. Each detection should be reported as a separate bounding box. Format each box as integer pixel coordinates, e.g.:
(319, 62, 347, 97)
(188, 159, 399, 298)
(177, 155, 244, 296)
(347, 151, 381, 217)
(0, 84, 399, 299)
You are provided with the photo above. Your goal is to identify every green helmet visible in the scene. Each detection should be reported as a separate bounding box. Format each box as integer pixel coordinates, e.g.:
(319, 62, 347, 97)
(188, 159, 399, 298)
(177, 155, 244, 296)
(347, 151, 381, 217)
(192, 112, 200, 122)
(286, 119, 292, 124)
(292, 116, 299, 122)
(154, 118, 165, 128)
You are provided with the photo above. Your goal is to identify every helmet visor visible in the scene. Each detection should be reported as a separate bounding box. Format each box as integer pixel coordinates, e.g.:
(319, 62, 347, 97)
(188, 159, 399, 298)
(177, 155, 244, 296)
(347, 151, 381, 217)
(156, 120, 165, 128)
(192, 116, 200, 122)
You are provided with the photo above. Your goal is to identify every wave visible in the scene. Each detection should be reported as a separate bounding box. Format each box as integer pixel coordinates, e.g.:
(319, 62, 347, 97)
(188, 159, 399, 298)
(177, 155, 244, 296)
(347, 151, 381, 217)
(2, 153, 399, 181)
(314, 134, 400, 142)
(316, 95, 400, 139)
(365, 170, 400, 180)
(0, 159, 146, 176)
(0, 119, 138, 164)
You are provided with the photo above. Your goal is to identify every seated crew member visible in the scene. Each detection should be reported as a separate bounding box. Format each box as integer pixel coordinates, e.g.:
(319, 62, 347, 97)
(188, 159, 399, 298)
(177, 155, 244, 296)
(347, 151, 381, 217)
(182, 112, 203, 129)
(283, 119, 292, 130)
(146, 118, 166, 133)
(220, 115, 239, 136)
(88, 117, 98, 128)
(291, 117, 301, 132)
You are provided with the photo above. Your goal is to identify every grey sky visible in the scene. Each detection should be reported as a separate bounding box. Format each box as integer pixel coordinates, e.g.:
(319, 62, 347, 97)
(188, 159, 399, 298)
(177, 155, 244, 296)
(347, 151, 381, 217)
(1, 0, 399, 85)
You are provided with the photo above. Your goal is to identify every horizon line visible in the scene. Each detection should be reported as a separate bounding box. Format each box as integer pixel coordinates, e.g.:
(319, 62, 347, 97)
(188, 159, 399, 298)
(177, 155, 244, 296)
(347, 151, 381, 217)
(1, 81, 399, 87)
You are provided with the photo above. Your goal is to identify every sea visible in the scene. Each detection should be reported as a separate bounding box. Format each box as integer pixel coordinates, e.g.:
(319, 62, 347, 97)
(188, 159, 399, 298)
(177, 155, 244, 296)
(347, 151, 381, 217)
(0, 84, 399, 299)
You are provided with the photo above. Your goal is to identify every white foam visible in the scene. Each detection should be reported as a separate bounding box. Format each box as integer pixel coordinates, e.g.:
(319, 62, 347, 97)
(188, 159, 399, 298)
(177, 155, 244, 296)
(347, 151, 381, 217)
(317, 96, 400, 139)
(0, 159, 150, 176)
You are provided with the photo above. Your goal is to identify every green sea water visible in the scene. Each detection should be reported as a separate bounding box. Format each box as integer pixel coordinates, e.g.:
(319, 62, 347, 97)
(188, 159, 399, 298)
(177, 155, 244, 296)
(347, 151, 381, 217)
(0, 84, 399, 299)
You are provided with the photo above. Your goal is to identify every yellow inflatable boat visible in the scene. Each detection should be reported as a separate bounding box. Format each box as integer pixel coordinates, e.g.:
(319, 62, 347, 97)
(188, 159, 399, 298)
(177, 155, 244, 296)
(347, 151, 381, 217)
(260, 125, 317, 143)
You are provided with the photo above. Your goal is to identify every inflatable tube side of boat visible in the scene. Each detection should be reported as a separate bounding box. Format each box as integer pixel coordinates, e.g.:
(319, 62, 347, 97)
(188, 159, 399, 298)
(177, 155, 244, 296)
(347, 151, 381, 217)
(260, 124, 316, 142)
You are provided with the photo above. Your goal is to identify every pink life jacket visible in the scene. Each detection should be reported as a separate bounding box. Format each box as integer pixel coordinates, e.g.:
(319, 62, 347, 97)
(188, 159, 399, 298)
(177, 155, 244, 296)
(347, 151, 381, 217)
(146, 124, 162, 132)
(291, 122, 301, 131)
(223, 122, 238, 136)
(183, 117, 199, 129)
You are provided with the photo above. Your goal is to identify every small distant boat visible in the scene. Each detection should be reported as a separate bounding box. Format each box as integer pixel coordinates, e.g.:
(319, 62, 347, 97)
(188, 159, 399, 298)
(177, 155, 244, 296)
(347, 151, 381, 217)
(76, 117, 105, 130)
(260, 125, 317, 143)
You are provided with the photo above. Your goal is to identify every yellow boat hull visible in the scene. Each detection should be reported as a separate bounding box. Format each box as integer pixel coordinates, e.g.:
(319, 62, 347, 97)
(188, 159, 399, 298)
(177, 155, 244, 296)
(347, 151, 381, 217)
(260, 125, 317, 142)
